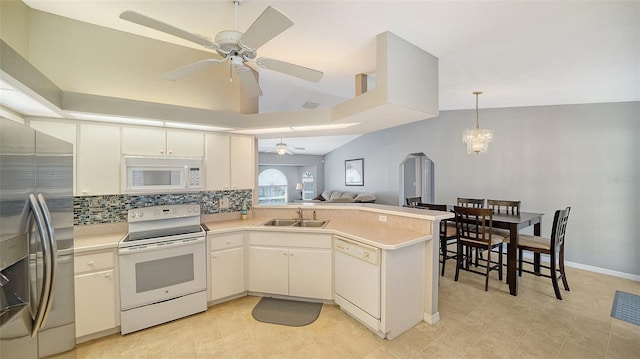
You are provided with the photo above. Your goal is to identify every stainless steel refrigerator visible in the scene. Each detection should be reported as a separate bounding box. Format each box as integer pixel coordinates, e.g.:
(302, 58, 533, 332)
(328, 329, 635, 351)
(0, 118, 76, 358)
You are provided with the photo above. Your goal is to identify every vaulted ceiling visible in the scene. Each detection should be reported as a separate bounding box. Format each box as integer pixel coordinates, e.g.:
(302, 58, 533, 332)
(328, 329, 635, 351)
(3, 1, 639, 154)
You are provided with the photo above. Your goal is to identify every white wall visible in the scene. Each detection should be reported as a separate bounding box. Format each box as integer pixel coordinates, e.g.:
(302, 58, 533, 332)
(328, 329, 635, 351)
(325, 101, 640, 276)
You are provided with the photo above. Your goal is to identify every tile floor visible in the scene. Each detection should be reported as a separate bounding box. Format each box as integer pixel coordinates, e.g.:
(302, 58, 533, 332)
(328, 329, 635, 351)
(70, 264, 640, 359)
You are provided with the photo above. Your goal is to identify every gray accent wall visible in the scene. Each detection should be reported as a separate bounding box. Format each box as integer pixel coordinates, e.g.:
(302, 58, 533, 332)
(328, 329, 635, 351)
(325, 101, 640, 276)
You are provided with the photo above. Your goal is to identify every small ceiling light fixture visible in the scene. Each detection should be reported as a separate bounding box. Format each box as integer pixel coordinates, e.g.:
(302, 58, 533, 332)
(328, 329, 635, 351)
(463, 91, 493, 154)
(302, 101, 320, 109)
(276, 143, 288, 156)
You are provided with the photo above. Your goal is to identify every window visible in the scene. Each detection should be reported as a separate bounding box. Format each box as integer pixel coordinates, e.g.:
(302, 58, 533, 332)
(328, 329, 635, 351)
(302, 175, 314, 200)
(258, 169, 288, 204)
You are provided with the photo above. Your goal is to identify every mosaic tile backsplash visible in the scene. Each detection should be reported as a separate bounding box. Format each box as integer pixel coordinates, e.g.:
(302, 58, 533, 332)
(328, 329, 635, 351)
(74, 190, 252, 225)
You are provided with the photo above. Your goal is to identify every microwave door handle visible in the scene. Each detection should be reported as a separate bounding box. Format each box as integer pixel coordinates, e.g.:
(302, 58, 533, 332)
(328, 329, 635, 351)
(27, 193, 53, 337)
(35, 193, 57, 329)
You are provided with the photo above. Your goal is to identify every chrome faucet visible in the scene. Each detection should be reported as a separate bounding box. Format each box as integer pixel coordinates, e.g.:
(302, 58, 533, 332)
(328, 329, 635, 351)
(312, 210, 317, 220)
(296, 207, 304, 220)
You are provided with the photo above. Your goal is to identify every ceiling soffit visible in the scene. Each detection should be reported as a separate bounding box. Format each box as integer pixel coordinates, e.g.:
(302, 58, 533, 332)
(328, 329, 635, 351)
(1, 5, 439, 137)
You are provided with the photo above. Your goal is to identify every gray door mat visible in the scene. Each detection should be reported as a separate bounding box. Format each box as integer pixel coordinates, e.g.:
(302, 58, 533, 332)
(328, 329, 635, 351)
(611, 290, 640, 326)
(252, 297, 322, 327)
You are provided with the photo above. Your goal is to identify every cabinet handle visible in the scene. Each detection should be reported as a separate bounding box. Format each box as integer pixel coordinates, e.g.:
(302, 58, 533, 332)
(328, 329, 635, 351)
(87, 261, 94, 266)
(212, 255, 217, 259)
(168, 150, 173, 154)
(226, 241, 231, 245)
(104, 273, 111, 278)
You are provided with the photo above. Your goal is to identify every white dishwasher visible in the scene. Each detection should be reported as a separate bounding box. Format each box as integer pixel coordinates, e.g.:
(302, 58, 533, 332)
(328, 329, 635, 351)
(334, 236, 381, 332)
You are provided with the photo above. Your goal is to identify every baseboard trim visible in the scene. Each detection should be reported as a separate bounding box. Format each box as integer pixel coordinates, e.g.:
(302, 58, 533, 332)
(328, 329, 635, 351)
(565, 261, 640, 282)
(519, 252, 640, 282)
(423, 311, 440, 324)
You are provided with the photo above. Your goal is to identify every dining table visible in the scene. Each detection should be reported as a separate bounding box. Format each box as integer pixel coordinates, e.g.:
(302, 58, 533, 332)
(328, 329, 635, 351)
(404, 204, 544, 296)
(490, 211, 544, 296)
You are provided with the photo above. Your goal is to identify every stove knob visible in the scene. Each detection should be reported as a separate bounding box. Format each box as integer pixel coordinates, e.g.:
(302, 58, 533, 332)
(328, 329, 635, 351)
(138, 211, 144, 218)
(130, 212, 136, 218)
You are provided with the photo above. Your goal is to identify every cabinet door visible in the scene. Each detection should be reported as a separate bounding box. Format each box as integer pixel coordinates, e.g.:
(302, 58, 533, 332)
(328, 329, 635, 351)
(289, 248, 333, 300)
(210, 247, 245, 301)
(77, 124, 120, 195)
(248, 246, 288, 295)
(205, 133, 231, 190)
(230, 136, 254, 190)
(167, 130, 204, 157)
(74, 269, 117, 337)
(122, 127, 166, 155)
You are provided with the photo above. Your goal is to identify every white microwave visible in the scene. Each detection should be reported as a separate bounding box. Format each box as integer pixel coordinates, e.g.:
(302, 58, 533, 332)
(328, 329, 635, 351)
(123, 156, 204, 193)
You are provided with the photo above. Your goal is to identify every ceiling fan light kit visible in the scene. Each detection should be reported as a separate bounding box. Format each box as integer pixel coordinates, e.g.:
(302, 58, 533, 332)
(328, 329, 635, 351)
(261, 139, 306, 156)
(120, 1, 323, 98)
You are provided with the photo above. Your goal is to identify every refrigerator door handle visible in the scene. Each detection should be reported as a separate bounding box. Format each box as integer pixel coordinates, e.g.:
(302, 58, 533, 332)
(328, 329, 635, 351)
(36, 193, 57, 330)
(27, 193, 53, 337)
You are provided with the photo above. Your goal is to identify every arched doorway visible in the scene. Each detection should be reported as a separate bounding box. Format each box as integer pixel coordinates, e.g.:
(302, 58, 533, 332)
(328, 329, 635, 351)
(399, 153, 434, 205)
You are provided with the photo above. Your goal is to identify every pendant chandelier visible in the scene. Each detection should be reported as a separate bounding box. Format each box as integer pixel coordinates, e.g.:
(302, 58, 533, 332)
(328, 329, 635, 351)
(463, 91, 493, 154)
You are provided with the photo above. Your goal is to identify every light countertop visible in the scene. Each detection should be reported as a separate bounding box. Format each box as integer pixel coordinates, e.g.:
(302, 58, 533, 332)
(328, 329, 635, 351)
(204, 218, 429, 250)
(74, 203, 446, 252)
(74, 231, 127, 254)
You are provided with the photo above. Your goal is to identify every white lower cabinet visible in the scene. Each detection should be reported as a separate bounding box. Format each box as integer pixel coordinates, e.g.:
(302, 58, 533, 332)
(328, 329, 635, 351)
(74, 250, 119, 338)
(288, 248, 333, 300)
(248, 232, 332, 300)
(248, 246, 289, 295)
(208, 232, 246, 301)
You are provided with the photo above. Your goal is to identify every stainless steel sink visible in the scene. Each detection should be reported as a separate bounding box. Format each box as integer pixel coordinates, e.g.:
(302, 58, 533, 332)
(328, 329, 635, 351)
(293, 220, 328, 228)
(262, 219, 298, 226)
(261, 219, 328, 228)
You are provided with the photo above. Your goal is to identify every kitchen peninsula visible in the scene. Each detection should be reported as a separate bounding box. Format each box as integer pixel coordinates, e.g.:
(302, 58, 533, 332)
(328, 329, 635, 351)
(73, 203, 452, 341)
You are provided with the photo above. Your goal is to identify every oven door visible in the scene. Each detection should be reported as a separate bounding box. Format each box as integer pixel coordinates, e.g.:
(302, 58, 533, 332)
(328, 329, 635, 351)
(118, 237, 206, 311)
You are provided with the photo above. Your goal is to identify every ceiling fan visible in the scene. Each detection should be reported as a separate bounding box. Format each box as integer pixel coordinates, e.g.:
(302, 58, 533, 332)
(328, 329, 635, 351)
(119, 1, 323, 97)
(261, 140, 305, 155)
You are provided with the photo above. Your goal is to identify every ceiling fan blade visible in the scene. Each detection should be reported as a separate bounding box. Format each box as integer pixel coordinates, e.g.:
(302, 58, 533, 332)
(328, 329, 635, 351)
(239, 6, 293, 50)
(256, 57, 323, 82)
(291, 147, 305, 150)
(235, 67, 263, 98)
(120, 11, 217, 49)
(162, 59, 225, 80)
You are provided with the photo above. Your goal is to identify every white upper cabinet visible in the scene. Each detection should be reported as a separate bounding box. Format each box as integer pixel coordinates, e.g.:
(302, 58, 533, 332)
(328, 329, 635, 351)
(77, 123, 121, 196)
(122, 127, 204, 157)
(205, 134, 254, 190)
(205, 133, 230, 190)
(167, 130, 204, 157)
(230, 136, 254, 190)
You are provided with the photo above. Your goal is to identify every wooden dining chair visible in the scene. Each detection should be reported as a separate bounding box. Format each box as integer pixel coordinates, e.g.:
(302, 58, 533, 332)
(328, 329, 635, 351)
(457, 197, 485, 208)
(453, 206, 505, 291)
(487, 199, 520, 215)
(405, 197, 422, 206)
(518, 207, 571, 300)
(417, 203, 457, 276)
(486, 199, 521, 259)
(457, 198, 485, 266)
